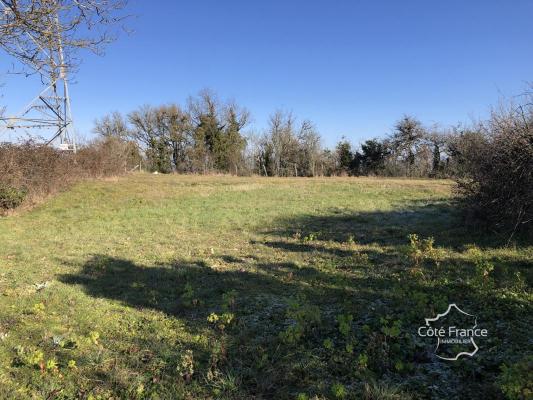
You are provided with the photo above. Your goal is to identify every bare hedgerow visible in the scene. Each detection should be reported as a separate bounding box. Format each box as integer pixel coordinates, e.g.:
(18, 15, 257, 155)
(0, 141, 72, 202)
(455, 94, 533, 239)
(0, 138, 139, 211)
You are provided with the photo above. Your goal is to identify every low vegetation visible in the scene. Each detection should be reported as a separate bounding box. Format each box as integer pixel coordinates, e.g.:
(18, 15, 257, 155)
(0, 138, 140, 212)
(0, 175, 530, 399)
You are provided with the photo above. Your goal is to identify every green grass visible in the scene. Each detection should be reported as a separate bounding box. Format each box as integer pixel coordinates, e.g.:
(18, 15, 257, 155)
(0, 174, 531, 399)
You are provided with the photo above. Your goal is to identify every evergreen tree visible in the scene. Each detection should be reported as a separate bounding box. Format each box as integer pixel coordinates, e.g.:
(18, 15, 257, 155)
(220, 108, 247, 174)
(361, 139, 388, 174)
(335, 139, 353, 175)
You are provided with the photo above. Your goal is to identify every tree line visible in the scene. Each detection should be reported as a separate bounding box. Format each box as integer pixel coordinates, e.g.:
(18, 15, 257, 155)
(94, 90, 486, 178)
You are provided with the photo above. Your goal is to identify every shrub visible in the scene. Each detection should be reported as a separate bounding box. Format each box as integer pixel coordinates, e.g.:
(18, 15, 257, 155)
(279, 295, 321, 344)
(0, 184, 27, 210)
(330, 383, 347, 399)
(497, 358, 532, 400)
(0, 142, 70, 200)
(406, 234, 442, 270)
(0, 138, 139, 210)
(455, 97, 533, 238)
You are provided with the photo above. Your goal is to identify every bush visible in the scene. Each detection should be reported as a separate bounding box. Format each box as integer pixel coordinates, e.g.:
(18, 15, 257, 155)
(0, 142, 71, 199)
(0, 138, 139, 210)
(497, 358, 533, 400)
(455, 99, 533, 238)
(0, 184, 27, 210)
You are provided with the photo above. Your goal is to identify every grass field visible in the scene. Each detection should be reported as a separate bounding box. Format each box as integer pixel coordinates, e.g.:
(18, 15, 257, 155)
(0, 174, 531, 399)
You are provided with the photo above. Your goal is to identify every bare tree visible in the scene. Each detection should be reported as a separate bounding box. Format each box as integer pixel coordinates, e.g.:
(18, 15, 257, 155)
(93, 111, 129, 138)
(155, 104, 192, 172)
(297, 120, 322, 176)
(390, 116, 426, 176)
(254, 131, 275, 176)
(127, 105, 172, 172)
(256, 112, 322, 177)
(127, 105, 158, 148)
(0, 0, 128, 76)
(269, 110, 299, 176)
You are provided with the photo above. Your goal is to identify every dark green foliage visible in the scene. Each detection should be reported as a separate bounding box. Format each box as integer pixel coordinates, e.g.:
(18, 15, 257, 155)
(92, 87, 531, 190)
(350, 151, 363, 175)
(92, 92, 461, 178)
(497, 358, 533, 400)
(215, 108, 247, 174)
(110, 91, 249, 174)
(332, 138, 390, 176)
(196, 114, 223, 162)
(149, 137, 172, 173)
(431, 142, 441, 175)
(361, 139, 388, 175)
(0, 184, 27, 210)
(335, 139, 353, 175)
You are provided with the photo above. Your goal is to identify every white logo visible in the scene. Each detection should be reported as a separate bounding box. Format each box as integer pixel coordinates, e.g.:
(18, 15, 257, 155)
(418, 304, 488, 361)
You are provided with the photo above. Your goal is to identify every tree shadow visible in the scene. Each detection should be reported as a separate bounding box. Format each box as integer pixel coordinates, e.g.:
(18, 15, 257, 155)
(59, 255, 301, 319)
(57, 245, 531, 399)
(58, 195, 531, 398)
(258, 200, 532, 291)
(263, 199, 531, 249)
(59, 254, 378, 397)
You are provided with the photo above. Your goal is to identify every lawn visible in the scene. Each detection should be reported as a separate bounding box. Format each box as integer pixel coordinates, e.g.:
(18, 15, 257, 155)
(0, 174, 531, 399)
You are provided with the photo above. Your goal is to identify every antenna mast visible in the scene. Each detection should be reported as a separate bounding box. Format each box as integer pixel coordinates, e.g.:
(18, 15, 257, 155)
(0, 0, 76, 151)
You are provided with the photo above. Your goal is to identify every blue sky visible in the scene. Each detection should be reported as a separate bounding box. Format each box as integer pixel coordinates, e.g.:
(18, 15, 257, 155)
(1, 0, 533, 147)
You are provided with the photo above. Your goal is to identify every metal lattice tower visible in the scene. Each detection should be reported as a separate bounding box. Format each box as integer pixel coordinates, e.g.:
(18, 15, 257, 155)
(0, 1, 76, 151)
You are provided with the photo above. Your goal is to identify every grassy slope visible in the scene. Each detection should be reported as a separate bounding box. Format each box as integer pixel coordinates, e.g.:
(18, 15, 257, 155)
(0, 174, 531, 399)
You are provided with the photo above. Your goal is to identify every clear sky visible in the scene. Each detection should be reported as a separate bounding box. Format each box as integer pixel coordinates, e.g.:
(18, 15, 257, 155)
(1, 0, 533, 147)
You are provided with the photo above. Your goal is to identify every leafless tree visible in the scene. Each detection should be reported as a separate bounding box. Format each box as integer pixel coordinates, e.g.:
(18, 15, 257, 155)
(297, 120, 322, 176)
(390, 115, 426, 175)
(155, 104, 192, 172)
(93, 111, 129, 138)
(0, 0, 128, 76)
(254, 111, 323, 177)
(269, 110, 299, 176)
(127, 105, 158, 148)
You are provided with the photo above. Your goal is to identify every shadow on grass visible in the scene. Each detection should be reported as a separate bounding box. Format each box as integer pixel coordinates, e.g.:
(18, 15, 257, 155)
(259, 200, 532, 289)
(58, 254, 373, 397)
(55, 201, 531, 398)
(59, 256, 300, 318)
(57, 246, 531, 398)
(263, 199, 531, 249)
